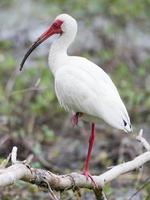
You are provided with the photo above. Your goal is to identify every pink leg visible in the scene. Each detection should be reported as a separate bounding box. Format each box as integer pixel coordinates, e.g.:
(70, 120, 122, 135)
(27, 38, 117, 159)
(82, 123, 96, 186)
(71, 112, 82, 127)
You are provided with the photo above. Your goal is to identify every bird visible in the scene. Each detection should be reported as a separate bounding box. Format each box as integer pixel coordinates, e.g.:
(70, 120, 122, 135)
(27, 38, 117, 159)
(20, 13, 132, 182)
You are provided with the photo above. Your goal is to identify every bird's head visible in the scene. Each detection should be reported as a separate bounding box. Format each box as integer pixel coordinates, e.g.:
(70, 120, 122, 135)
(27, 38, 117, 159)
(20, 14, 77, 71)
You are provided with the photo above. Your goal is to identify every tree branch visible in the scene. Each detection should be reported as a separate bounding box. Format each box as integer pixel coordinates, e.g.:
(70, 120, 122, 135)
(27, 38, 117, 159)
(0, 130, 150, 199)
(136, 129, 150, 151)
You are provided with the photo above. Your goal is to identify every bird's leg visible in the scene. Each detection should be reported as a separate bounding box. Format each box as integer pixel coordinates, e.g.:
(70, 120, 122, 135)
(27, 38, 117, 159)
(82, 123, 96, 186)
(83, 123, 95, 174)
(71, 112, 83, 127)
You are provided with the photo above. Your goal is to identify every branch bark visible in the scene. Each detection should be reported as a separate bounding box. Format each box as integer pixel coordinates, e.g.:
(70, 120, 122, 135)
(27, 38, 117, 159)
(0, 130, 149, 198)
(0, 149, 150, 189)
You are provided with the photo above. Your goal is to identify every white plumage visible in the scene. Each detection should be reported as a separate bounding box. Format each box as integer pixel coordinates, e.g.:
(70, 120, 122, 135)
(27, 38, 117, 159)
(48, 14, 131, 133)
(20, 13, 132, 180)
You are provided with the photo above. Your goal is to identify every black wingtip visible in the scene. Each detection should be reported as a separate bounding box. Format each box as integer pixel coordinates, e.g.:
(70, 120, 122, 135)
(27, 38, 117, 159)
(123, 119, 132, 133)
(123, 119, 127, 127)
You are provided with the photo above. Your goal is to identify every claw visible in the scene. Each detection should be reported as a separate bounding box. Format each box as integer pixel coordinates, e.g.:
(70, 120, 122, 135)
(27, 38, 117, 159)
(82, 170, 97, 188)
(71, 112, 83, 127)
(71, 114, 78, 127)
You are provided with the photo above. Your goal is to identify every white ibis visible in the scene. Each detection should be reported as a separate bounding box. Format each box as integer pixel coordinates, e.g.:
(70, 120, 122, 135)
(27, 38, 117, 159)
(20, 14, 132, 181)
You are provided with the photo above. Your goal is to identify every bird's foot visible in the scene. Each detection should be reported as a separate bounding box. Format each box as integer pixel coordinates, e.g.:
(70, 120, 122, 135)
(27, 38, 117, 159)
(71, 114, 78, 127)
(82, 170, 97, 188)
(71, 112, 83, 127)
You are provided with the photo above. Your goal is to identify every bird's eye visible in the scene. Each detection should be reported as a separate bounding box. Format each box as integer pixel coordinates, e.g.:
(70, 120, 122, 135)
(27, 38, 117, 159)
(53, 22, 59, 28)
(123, 120, 127, 127)
(52, 19, 63, 29)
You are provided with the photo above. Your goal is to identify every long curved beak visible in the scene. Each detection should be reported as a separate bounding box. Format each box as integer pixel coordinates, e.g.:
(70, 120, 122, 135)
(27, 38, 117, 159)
(20, 23, 62, 71)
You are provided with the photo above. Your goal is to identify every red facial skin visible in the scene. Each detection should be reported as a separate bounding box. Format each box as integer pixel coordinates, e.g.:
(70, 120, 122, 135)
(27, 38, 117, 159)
(20, 19, 63, 71)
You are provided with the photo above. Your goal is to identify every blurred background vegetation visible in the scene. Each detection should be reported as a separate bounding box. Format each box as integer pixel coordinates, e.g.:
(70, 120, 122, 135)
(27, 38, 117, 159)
(0, 0, 150, 199)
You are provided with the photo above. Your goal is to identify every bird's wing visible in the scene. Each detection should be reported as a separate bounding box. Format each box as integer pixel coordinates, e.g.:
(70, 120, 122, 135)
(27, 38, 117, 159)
(55, 58, 131, 132)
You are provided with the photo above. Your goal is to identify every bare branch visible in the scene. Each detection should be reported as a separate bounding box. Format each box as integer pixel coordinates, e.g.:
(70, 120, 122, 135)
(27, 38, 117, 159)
(136, 129, 150, 151)
(0, 151, 149, 189)
(0, 131, 149, 200)
(11, 146, 18, 164)
(128, 177, 150, 200)
(94, 188, 108, 200)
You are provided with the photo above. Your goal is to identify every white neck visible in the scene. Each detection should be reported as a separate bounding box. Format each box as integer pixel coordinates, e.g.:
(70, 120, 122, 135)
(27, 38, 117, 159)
(48, 18, 77, 75)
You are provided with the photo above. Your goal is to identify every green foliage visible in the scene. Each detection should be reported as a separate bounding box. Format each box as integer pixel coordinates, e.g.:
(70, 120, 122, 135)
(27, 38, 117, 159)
(0, 52, 59, 138)
(0, 0, 13, 8)
(105, 0, 150, 19)
(103, 183, 112, 196)
(111, 62, 150, 115)
(41, 0, 150, 24)
(99, 49, 114, 63)
(42, 125, 55, 141)
(0, 41, 12, 50)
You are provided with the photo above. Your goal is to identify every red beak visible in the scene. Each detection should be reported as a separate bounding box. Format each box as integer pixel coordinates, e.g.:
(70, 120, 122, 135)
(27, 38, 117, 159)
(20, 19, 63, 71)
